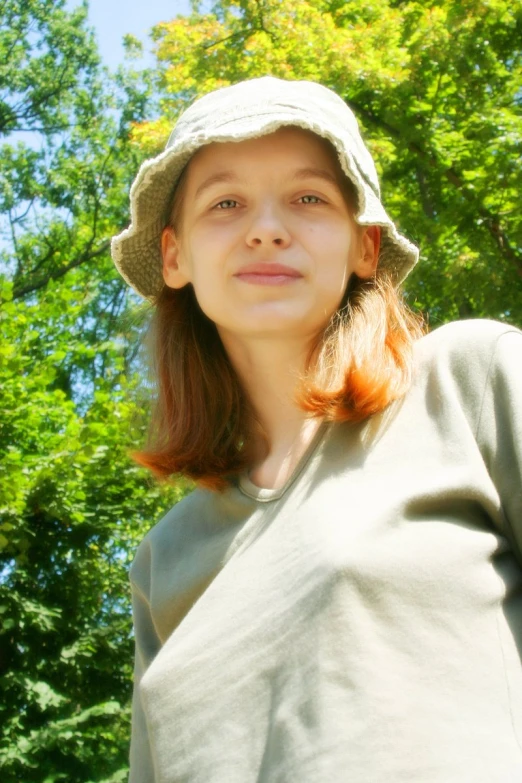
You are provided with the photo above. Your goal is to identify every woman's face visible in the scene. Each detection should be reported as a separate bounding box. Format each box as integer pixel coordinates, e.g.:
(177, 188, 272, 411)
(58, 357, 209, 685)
(162, 127, 379, 345)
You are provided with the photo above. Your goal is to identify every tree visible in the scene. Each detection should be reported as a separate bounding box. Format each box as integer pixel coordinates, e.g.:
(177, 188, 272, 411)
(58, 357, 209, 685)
(139, 0, 521, 325)
(0, 2, 185, 781)
(0, 281, 187, 782)
(0, 0, 153, 300)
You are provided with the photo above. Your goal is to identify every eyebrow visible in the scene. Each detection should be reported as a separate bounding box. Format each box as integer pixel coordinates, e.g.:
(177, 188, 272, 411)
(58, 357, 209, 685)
(194, 172, 241, 200)
(290, 167, 339, 187)
(194, 166, 339, 201)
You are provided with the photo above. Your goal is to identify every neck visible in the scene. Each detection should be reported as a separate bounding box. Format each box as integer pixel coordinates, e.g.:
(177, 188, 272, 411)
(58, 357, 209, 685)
(219, 331, 323, 488)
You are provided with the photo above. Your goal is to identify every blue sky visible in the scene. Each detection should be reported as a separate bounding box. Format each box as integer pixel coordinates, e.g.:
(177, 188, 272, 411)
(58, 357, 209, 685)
(68, 0, 192, 69)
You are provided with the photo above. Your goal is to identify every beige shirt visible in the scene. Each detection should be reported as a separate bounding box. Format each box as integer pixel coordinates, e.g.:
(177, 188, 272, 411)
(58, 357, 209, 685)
(129, 319, 522, 782)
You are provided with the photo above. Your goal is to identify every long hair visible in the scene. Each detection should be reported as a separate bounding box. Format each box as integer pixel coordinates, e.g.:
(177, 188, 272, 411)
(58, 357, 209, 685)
(134, 271, 424, 490)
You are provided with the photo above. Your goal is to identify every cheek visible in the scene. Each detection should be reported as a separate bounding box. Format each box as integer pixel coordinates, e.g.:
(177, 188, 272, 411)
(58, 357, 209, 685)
(177, 234, 207, 285)
(183, 247, 224, 317)
(314, 236, 355, 310)
(318, 235, 355, 279)
(185, 223, 241, 288)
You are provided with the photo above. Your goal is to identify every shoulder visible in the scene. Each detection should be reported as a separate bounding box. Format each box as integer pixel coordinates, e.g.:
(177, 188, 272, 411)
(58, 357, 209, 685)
(407, 317, 522, 444)
(129, 488, 213, 593)
(415, 318, 521, 380)
(417, 317, 520, 357)
(410, 318, 522, 422)
(129, 482, 251, 596)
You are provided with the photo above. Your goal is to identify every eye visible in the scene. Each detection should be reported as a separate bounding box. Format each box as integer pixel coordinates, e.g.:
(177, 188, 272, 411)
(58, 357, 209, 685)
(298, 195, 323, 204)
(214, 199, 239, 210)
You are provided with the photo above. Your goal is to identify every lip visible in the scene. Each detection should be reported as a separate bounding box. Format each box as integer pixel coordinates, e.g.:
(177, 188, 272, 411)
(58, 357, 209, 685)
(234, 262, 303, 285)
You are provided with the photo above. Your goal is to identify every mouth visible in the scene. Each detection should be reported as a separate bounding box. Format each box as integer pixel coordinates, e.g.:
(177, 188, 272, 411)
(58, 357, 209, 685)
(234, 262, 303, 286)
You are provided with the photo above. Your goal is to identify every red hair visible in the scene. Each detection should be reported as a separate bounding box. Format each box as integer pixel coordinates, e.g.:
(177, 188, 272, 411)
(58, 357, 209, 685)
(134, 271, 424, 490)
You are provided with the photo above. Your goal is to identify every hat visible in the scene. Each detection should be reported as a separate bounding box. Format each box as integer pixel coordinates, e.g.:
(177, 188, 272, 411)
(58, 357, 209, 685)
(111, 76, 419, 301)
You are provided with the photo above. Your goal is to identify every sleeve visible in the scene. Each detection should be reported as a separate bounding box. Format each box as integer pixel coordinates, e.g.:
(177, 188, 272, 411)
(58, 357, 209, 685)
(128, 543, 161, 783)
(475, 328, 522, 567)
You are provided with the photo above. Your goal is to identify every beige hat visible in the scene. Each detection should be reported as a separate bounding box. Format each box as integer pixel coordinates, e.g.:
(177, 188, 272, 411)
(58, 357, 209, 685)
(111, 76, 419, 301)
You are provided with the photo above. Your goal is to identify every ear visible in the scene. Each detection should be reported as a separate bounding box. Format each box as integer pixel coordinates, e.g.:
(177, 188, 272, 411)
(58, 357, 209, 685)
(354, 225, 381, 280)
(161, 227, 191, 289)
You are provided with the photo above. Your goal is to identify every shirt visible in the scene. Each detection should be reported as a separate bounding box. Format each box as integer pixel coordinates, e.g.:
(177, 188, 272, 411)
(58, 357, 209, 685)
(129, 319, 522, 782)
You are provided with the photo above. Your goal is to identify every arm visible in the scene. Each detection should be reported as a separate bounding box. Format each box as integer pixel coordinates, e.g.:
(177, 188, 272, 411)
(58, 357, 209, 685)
(476, 328, 522, 567)
(128, 545, 161, 783)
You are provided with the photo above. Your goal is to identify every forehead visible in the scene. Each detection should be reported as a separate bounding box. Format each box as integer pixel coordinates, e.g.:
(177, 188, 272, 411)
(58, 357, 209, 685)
(167, 126, 357, 227)
(186, 126, 344, 182)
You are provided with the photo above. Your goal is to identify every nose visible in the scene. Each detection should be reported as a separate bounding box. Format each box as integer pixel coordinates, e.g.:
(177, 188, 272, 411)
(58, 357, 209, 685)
(245, 203, 291, 249)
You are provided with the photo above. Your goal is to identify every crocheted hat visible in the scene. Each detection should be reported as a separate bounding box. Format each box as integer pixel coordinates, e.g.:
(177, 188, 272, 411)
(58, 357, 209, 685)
(111, 76, 419, 301)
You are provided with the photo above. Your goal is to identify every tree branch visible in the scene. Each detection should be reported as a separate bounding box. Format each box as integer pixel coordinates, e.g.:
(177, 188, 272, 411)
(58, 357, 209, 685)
(11, 240, 111, 300)
(202, 28, 260, 50)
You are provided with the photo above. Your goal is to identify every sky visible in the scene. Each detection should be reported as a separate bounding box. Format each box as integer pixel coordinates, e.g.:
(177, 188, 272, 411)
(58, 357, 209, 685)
(67, 0, 192, 70)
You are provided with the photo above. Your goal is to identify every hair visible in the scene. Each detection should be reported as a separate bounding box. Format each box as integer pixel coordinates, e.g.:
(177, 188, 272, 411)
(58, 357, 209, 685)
(134, 270, 425, 491)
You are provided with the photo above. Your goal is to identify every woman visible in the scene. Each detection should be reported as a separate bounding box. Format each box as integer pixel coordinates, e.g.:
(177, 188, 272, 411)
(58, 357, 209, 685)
(112, 77, 522, 782)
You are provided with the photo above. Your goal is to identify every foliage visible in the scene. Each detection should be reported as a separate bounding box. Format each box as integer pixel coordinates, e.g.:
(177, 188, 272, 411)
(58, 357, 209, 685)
(0, 278, 187, 782)
(0, 1, 185, 781)
(142, 0, 522, 325)
(0, 0, 152, 300)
